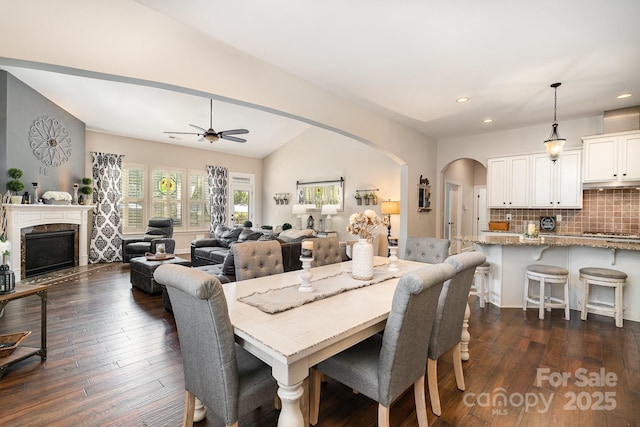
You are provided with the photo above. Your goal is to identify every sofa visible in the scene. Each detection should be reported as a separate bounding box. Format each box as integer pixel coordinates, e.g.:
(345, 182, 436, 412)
(191, 226, 315, 267)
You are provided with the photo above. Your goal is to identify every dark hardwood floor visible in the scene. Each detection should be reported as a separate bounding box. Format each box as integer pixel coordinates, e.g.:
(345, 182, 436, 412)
(0, 262, 638, 426)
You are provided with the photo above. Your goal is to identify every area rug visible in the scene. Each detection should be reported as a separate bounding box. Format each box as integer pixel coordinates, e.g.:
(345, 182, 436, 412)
(19, 263, 121, 287)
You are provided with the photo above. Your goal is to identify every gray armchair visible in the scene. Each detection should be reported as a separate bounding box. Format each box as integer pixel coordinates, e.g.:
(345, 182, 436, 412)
(310, 262, 457, 426)
(153, 264, 277, 426)
(405, 237, 451, 264)
(428, 251, 486, 416)
(122, 217, 174, 262)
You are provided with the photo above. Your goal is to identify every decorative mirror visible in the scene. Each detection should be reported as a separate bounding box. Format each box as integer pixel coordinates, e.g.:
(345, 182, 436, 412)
(296, 177, 344, 211)
(418, 175, 431, 212)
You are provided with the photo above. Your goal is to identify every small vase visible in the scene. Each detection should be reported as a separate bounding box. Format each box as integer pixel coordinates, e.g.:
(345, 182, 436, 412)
(352, 238, 374, 280)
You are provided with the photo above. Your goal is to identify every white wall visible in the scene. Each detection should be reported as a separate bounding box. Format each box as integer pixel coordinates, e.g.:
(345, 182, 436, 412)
(85, 131, 263, 253)
(262, 127, 402, 243)
(1, 0, 439, 241)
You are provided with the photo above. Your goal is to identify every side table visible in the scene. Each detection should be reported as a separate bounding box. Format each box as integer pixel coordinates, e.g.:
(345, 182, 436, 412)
(0, 284, 48, 379)
(129, 256, 191, 295)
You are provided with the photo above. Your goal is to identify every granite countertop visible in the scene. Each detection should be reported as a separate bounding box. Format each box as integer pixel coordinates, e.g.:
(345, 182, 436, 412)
(456, 235, 640, 252)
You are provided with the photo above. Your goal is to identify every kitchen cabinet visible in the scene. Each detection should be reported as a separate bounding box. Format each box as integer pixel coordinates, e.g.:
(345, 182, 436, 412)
(531, 150, 582, 208)
(487, 156, 529, 208)
(583, 130, 640, 183)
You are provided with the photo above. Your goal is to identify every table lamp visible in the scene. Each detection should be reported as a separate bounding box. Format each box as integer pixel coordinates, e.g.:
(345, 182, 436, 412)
(381, 200, 400, 242)
(292, 204, 307, 230)
(320, 204, 338, 232)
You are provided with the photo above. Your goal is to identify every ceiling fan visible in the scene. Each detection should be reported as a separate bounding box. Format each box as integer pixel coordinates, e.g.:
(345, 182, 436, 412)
(164, 99, 249, 143)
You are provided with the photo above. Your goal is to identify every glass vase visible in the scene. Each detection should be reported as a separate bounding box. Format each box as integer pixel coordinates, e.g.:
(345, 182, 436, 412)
(351, 238, 374, 280)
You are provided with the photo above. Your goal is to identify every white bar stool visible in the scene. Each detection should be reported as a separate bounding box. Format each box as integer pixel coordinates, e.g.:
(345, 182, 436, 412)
(579, 267, 627, 327)
(523, 264, 570, 320)
(470, 261, 490, 308)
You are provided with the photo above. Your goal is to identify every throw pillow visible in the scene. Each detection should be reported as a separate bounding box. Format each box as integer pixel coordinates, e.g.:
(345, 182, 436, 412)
(222, 251, 235, 276)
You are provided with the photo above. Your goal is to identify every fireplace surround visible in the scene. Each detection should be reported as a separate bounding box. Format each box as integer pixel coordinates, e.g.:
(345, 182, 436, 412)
(2, 204, 93, 282)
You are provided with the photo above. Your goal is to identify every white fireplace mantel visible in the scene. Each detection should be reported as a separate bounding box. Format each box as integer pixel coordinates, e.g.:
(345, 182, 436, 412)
(3, 204, 93, 282)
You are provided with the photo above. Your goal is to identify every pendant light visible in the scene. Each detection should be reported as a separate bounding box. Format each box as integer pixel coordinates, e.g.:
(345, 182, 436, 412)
(544, 82, 566, 162)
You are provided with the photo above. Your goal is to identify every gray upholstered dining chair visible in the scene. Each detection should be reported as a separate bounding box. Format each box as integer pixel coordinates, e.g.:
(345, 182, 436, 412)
(427, 251, 486, 416)
(303, 237, 342, 267)
(232, 240, 284, 281)
(153, 264, 277, 427)
(404, 237, 451, 264)
(310, 262, 457, 427)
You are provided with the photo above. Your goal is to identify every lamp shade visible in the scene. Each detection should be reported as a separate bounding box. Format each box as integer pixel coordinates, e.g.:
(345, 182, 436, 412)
(321, 204, 338, 216)
(381, 200, 400, 215)
(292, 204, 307, 215)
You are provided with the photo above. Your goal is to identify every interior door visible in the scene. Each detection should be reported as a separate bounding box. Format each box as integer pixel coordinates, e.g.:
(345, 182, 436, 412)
(445, 182, 461, 254)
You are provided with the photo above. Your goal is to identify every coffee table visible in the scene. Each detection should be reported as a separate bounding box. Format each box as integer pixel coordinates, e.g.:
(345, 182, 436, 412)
(129, 256, 191, 295)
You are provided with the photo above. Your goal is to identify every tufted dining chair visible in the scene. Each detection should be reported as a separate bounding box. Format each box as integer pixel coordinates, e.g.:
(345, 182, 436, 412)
(404, 237, 451, 264)
(427, 251, 486, 416)
(153, 264, 277, 427)
(310, 262, 457, 427)
(232, 240, 284, 282)
(303, 237, 342, 267)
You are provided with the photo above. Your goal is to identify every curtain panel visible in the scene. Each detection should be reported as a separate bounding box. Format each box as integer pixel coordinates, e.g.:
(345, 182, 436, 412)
(207, 165, 228, 234)
(89, 152, 124, 263)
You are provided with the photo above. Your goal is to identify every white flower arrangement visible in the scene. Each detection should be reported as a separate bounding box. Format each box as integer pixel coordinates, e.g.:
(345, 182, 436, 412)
(347, 209, 389, 241)
(42, 191, 72, 201)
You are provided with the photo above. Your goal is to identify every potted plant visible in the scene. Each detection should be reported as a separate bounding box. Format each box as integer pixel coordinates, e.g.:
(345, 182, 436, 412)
(80, 177, 93, 204)
(364, 192, 371, 205)
(6, 168, 24, 204)
(354, 191, 363, 205)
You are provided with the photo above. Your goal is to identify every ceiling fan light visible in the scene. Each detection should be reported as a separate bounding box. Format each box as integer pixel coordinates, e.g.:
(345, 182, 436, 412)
(203, 133, 219, 142)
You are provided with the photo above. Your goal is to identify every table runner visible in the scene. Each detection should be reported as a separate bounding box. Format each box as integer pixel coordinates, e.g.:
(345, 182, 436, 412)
(238, 263, 403, 314)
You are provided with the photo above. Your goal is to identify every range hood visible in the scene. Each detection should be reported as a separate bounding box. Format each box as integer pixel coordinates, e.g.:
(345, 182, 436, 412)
(582, 106, 640, 190)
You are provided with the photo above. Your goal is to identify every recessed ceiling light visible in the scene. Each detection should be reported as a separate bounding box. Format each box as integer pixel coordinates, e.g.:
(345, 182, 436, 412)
(483, 119, 493, 123)
(617, 93, 632, 99)
(456, 97, 469, 103)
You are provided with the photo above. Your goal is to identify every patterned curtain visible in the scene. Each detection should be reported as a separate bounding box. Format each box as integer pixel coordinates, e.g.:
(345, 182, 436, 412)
(89, 152, 124, 263)
(207, 165, 228, 234)
(0, 191, 10, 238)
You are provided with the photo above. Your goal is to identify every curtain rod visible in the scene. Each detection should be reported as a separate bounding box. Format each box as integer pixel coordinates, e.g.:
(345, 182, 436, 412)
(296, 177, 344, 186)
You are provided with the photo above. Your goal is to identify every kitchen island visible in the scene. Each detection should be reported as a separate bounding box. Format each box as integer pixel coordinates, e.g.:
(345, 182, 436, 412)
(455, 235, 640, 323)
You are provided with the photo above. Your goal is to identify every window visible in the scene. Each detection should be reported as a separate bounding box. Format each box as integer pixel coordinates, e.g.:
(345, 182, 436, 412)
(119, 165, 145, 233)
(188, 170, 210, 228)
(229, 173, 254, 226)
(152, 169, 183, 228)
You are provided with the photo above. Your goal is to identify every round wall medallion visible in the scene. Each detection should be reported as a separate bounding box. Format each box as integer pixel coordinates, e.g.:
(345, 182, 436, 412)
(29, 116, 72, 167)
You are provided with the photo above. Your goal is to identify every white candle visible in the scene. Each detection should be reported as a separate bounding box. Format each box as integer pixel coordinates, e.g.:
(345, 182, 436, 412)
(301, 240, 313, 258)
(527, 223, 536, 235)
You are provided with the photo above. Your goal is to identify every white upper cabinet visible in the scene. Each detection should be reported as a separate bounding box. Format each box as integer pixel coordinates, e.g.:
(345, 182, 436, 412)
(583, 131, 640, 183)
(531, 150, 582, 208)
(487, 155, 530, 208)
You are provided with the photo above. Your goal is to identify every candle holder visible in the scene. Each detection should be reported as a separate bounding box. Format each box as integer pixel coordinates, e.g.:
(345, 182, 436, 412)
(298, 257, 314, 292)
(387, 246, 399, 272)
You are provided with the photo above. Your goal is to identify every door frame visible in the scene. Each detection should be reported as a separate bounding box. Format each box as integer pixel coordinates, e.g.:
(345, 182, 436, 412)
(444, 180, 463, 254)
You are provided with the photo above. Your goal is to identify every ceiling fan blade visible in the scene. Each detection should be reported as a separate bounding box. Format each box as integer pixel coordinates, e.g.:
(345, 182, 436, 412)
(221, 135, 246, 143)
(219, 129, 249, 136)
(189, 124, 207, 132)
(164, 131, 201, 135)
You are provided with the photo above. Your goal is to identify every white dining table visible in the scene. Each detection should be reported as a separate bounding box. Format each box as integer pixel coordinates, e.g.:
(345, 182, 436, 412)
(221, 256, 432, 426)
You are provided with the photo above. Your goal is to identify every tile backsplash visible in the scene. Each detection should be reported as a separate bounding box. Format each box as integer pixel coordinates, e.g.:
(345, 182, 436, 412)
(490, 189, 640, 235)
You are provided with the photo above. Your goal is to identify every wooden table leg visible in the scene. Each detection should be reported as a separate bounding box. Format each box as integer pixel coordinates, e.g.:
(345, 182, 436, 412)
(460, 302, 470, 361)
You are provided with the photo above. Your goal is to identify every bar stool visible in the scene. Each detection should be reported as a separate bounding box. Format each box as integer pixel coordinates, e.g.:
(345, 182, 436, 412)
(470, 261, 490, 308)
(579, 267, 627, 327)
(523, 264, 570, 320)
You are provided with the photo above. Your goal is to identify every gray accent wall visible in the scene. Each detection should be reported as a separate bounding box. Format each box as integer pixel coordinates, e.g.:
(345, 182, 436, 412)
(0, 70, 86, 198)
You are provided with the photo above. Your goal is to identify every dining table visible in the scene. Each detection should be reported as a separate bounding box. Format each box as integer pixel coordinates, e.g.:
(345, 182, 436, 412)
(218, 256, 455, 426)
